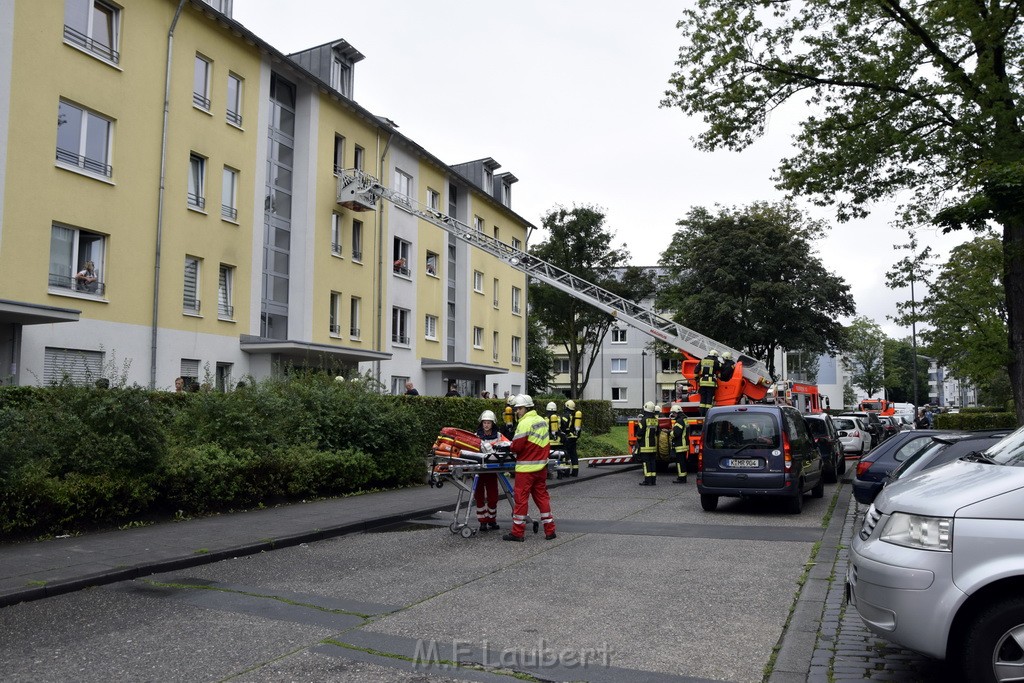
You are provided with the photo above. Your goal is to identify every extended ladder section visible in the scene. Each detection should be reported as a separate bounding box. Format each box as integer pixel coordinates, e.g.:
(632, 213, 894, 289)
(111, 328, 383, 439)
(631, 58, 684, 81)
(337, 169, 772, 387)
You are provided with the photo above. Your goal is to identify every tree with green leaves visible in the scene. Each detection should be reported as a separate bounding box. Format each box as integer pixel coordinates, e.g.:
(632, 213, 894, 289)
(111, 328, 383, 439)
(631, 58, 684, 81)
(883, 337, 930, 405)
(844, 317, 888, 398)
(525, 314, 555, 397)
(657, 202, 854, 378)
(662, 0, 1024, 423)
(529, 205, 656, 398)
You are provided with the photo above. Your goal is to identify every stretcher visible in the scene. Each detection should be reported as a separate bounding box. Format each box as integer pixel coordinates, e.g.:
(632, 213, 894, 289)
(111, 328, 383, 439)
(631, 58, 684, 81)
(427, 427, 563, 538)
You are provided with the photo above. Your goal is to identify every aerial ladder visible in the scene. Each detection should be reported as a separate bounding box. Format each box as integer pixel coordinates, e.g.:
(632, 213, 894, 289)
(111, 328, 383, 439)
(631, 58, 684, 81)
(337, 169, 772, 403)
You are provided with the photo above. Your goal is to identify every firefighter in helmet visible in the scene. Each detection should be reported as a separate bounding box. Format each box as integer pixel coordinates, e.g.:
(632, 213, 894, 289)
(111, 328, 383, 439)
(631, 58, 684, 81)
(502, 394, 517, 439)
(638, 401, 660, 486)
(546, 401, 565, 478)
(720, 351, 737, 382)
(562, 399, 582, 477)
(474, 410, 502, 531)
(697, 350, 722, 416)
(670, 403, 688, 484)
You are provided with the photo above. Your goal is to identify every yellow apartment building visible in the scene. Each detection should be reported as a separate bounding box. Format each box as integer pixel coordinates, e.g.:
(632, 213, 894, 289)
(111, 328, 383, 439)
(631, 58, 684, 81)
(0, 0, 531, 396)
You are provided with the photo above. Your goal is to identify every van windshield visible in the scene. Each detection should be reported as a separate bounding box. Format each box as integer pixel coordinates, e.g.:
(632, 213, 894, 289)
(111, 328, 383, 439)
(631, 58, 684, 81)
(983, 425, 1024, 467)
(706, 413, 780, 448)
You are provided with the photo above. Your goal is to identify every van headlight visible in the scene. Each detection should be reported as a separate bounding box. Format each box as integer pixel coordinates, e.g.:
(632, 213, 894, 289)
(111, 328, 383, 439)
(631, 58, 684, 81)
(880, 513, 953, 551)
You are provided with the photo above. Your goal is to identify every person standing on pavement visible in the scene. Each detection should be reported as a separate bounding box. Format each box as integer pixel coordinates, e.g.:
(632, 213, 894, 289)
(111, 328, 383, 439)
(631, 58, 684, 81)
(696, 350, 722, 416)
(546, 401, 564, 475)
(504, 394, 556, 542)
(638, 401, 660, 486)
(669, 404, 688, 484)
(502, 394, 517, 439)
(562, 399, 582, 477)
(474, 410, 502, 531)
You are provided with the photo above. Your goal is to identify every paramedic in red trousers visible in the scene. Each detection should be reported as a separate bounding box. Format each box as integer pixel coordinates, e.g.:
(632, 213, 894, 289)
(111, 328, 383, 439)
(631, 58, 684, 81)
(638, 401, 660, 486)
(474, 410, 502, 532)
(697, 349, 722, 416)
(504, 394, 557, 542)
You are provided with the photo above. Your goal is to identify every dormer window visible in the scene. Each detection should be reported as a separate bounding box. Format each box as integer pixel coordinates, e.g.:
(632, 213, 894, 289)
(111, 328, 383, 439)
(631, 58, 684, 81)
(483, 168, 493, 193)
(330, 56, 352, 97)
(501, 182, 511, 207)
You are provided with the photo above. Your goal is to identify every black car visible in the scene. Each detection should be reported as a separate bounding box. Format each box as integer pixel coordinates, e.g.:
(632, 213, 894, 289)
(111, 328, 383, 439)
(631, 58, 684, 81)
(878, 416, 901, 441)
(852, 429, 947, 504)
(882, 431, 1014, 489)
(804, 413, 845, 483)
(697, 405, 824, 514)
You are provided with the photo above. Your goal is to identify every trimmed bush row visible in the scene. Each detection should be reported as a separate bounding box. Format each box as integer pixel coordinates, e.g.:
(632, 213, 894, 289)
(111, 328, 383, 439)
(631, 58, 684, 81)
(933, 411, 1019, 431)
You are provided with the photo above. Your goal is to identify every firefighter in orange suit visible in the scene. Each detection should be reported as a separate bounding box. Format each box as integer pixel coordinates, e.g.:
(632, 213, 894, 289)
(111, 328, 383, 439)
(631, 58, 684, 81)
(670, 404, 688, 483)
(638, 401, 660, 486)
(697, 350, 722, 416)
(562, 400, 582, 477)
(474, 410, 502, 531)
(504, 395, 556, 541)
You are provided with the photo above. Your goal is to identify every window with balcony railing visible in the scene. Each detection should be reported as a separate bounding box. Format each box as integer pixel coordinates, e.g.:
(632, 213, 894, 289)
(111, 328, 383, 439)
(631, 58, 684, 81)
(193, 55, 211, 111)
(350, 326, 361, 338)
(63, 0, 120, 64)
(56, 101, 113, 178)
(330, 323, 341, 335)
(221, 205, 236, 220)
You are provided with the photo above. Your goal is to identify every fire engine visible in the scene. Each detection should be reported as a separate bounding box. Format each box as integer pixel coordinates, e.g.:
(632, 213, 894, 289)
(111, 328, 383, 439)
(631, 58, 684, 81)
(858, 398, 895, 416)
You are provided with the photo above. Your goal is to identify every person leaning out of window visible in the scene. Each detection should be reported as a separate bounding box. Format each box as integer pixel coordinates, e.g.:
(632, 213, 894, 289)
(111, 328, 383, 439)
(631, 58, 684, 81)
(75, 261, 98, 292)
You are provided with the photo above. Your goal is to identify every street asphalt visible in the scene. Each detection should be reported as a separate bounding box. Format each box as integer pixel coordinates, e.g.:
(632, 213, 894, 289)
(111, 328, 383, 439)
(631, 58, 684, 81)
(0, 458, 950, 682)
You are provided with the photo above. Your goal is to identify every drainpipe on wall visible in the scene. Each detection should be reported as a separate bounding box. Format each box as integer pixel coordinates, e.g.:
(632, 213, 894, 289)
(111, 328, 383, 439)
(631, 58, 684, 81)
(150, 0, 188, 389)
(374, 130, 393, 390)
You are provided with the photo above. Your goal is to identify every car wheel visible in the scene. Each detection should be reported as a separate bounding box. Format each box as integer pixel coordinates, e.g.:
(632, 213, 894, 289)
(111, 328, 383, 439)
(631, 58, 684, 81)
(787, 489, 804, 514)
(958, 596, 1024, 683)
(700, 494, 719, 512)
(838, 454, 847, 476)
(812, 476, 824, 498)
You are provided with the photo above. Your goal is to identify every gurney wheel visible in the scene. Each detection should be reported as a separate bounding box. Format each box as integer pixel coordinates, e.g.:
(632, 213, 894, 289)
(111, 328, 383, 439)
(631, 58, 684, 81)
(460, 526, 474, 539)
(532, 521, 539, 534)
(449, 522, 460, 534)
(436, 480, 443, 489)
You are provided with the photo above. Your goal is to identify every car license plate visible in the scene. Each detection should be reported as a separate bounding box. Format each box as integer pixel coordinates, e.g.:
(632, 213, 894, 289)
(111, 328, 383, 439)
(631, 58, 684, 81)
(727, 458, 760, 468)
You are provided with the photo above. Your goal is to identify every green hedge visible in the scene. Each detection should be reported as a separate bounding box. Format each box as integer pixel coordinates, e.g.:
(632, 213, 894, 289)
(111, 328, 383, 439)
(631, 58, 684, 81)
(934, 411, 1020, 430)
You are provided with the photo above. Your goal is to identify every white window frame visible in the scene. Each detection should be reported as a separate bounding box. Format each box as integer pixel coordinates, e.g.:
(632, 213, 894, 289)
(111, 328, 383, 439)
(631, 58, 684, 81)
(611, 358, 628, 373)
(425, 251, 439, 277)
(492, 331, 499, 361)
(511, 336, 522, 365)
(44, 347, 104, 386)
(473, 216, 484, 234)
(512, 237, 522, 251)
(392, 307, 411, 346)
(612, 387, 628, 402)
(217, 264, 234, 319)
(193, 54, 212, 110)
(493, 278, 500, 308)
(329, 291, 342, 336)
(473, 326, 484, 349)
(511, 286, 522, 315)
(48, 223, 106, 296)
(63, 0, 120, 65)
(393, 238, 412, 276)
(555, 358, 570, 374)
(393, 168, 412, 206)
(331, 213, 343, 256)
(221, 166, 238, 221)
(350, 296, 361, 339)
(425, 314, 438, 341)
(333, 134, 345, 175)
(612, 327, 628, 343)
(483, 168, 492, 192)
(473, 270, 484, 293)
(353, 145, 364, 171)
(188, 153, 206, 210)
(56, 100, 113, 178)
(184, 256, 201, 315)
(427, 188, 440, 211)
(226, 73, 243, 126)
(501, 182, 511, 206)
(351, 220, 363, 262)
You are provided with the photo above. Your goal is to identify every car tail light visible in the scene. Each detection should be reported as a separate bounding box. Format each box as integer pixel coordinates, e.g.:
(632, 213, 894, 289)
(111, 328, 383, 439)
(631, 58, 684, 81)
(856, 460, 872, 477)
(853, 430, 861, 437)
(782, 430, 792, 473)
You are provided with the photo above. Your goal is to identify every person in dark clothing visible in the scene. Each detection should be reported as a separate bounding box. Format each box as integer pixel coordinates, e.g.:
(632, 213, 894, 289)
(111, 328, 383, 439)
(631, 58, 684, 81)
(403, 380, 419, 396)
(669, 404, 688, 483)
(696, 350, 722, 416)
(719, 351, 736, 382)
(445, 381, 460, 397)
(638, 401, 660, 486)
(561, 400, 582, 477)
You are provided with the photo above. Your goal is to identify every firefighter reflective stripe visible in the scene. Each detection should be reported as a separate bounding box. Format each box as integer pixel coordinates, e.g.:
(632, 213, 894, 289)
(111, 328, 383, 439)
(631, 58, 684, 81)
(511, 411, 550, 472)
(699, 357, 719, 387)
(638, 416, 659, 453)
(540, 511, 555, 532)
(512, 513, 528, 531)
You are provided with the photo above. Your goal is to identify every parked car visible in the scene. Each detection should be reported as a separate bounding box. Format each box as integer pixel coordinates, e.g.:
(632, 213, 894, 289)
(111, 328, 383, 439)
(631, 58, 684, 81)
(697, 405, 824, 514)
(878, 415, 901, 440)
(840, 411, 885, 449)
(852, 429, 947, 504)
(833, 416, 871, 456)
(804, 413, 845, 483)
(848, 424, 1024, 681)
(882, 431, 1013, 489)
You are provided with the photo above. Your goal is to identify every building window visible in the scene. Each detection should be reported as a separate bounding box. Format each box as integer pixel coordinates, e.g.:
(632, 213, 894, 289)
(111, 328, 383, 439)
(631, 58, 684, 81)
(473, 326, 484, 349)
(512, 237, 522, 251)
(484, 168, 493, 192)
(333, 134, 345, 175)
(221, 167, 238, 220)
(353, 145, 364, 171)
(226, 73, 243, 126)
(329, 291, 342, 335)
(426, 251, 438, 277)
(331, 214, 343, 256)
(611, 358, 628, 373)
(392, 307, 410, 345)
(56, 100, 112, 178)
(661, 358, 682, 373)
(193, 54, 212, 110)
(511, 336, 522, 365)
(474, 216, 484, 233)
(44, 347, 104, 386)
(501, 182, 511, 207)
(493, 331, 499, 361)
(351, 220, 363, 261)
(391, 376, 409, 396)
(63, 0, 120, 64)
(188, 153, 206, 209)
(215, 362, 233, 392)
(184, 256, 201, 314)
(330, 55, 351, 95)
(427, 188, 440, 211)
(493, 278, 500, 308)
(179, 359, 200, 389)
(49, 223, 105, 295)
(473, 270, 483, 293)
(202, 0, 232, 14)
(555, 358, 570, 374)
(393, 238, 411, 276)
(612, 387, 628, 402)
(425, 314, 438, 340)
(612, 327, 628, 343)
(511, 286, 522, 315)
(217, 264, 234, 319)
(393, 168, 412, 206)
(350, 296, 361, 339)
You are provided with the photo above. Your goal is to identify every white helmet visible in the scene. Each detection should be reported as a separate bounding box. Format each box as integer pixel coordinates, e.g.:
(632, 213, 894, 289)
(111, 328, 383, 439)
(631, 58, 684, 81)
(669, 403, 683, 415)
(513, 394, 534, 408)
(643, 401, 657, 413)
(506, 395, 516, 406)
(565, 400, 576, 410)
(709, 350, 719, 357)
(546, 402, 557, 412)
(722, 351, 733, 361)
(479, 410, 497, 423)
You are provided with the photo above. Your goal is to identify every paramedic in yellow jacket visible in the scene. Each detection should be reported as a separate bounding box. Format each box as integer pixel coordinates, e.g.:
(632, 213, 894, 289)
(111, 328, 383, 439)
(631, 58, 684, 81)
(504, 395, 556, 542)
(562, 399, 582, 477)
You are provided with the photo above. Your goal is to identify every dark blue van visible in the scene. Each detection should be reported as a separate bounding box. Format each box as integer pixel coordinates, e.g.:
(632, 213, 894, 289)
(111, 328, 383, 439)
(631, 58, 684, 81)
(697, 405, 824, 514)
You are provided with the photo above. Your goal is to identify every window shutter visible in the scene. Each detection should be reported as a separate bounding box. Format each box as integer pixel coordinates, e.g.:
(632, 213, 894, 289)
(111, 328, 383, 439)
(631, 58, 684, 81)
(44, 347, 103, 386)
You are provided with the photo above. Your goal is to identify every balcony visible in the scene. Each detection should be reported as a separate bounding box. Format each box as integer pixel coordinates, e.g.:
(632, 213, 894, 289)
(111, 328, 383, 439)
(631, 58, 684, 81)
(226, 109, 242, 127)
(56, 148, 112, 177)
(63, 25, 119, 64)
(218, 304, 234, 319)
(350, 327, 361, 339)
(392, 334, 410, 345)
(183, 298, 201, 314)
(330, 323, 341, 335)
(193, 92, 211, 110)
(221, 204, 237, 221)
(188, 193, 206, 210)
(351, 249, 362, 261)
(331, 242, 342, 256)
(49, 272, 105, 296)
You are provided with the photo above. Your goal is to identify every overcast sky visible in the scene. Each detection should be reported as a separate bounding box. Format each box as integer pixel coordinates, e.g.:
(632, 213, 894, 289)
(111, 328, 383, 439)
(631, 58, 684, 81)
(233, 0, 972, 339)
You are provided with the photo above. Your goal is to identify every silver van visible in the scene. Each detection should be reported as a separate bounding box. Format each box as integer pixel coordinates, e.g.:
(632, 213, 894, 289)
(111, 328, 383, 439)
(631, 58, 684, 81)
(848, 424, 1024, 681)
